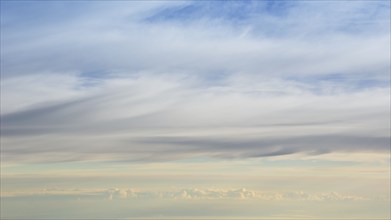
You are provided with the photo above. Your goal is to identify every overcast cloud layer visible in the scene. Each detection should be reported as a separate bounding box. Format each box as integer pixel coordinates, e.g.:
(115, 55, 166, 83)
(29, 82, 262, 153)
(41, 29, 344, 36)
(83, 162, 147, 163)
(1, 1, 390, 163)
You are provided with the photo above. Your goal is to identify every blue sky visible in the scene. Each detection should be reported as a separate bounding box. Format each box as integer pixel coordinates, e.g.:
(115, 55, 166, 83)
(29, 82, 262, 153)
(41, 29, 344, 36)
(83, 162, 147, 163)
(1, 1, 390, 219)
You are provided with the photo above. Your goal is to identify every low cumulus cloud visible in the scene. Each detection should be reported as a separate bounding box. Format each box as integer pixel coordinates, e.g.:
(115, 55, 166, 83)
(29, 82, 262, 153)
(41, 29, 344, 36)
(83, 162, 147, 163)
(3, 187, 389, 219)
(102, 188, 371, 201)
(3, 187, 374, 202)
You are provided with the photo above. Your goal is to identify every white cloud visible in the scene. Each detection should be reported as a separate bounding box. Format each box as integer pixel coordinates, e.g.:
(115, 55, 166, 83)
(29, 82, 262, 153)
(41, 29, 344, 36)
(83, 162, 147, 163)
(2, 1, 389, 78)
(1, 1, 389, 163)
(1, 72, 389, 162)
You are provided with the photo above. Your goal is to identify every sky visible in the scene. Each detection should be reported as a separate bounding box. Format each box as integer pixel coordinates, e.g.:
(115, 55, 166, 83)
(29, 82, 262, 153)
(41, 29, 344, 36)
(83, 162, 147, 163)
(0, 0, 390, 219)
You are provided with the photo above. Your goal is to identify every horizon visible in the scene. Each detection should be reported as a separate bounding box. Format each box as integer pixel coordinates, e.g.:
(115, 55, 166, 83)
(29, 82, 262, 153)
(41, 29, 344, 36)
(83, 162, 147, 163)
(1, 0, 390, 219)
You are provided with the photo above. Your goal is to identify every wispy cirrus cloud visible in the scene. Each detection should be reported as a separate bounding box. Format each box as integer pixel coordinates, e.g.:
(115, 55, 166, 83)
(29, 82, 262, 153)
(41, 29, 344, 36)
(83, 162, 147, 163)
(1, 1, 389, 78)
(1, 73, 389, 162)
(1, 1, 389, 163)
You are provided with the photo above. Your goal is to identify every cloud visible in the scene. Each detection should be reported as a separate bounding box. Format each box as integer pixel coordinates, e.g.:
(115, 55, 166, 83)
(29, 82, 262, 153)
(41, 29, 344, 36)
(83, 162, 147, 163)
(1, 1, 389, 163)
(2, 187, 389, 219)
(3, 187, 375, 202)
(101, 187, 372, 201)
(1, 1, 389, 78)
(1, 73, 389, 162)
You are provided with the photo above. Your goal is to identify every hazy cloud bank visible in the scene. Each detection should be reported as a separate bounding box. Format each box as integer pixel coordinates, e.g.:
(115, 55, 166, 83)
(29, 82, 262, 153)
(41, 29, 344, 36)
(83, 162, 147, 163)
(3, 187, 376, 202)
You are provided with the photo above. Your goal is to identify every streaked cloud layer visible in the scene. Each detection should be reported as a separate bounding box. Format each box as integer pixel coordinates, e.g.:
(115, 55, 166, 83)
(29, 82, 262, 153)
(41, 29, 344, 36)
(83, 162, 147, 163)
(1, 0, 390, 219)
